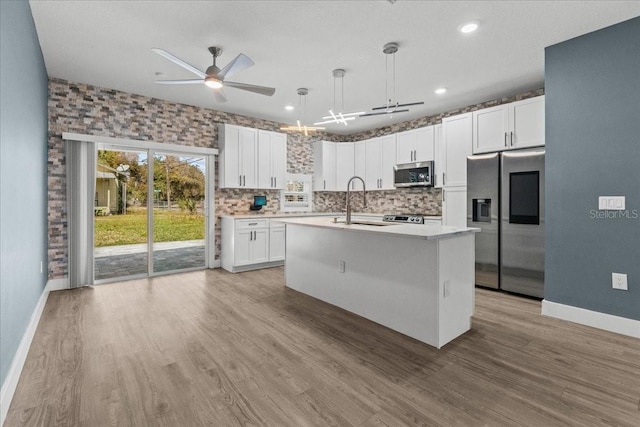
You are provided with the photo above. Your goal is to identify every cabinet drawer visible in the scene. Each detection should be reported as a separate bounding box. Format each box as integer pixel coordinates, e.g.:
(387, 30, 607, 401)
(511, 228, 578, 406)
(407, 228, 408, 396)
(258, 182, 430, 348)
(235, 219, 269, 229)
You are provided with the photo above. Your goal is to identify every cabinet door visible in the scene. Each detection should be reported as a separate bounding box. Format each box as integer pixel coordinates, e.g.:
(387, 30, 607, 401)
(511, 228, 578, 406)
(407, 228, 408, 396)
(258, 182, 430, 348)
(415, 126, 435, 162)
(239, 127, 257, 187)
(442, 113, 472, 187)
(271, 132, 287, 189)
(396, 130, 415, 164)
(313, 141, 337, 191)
(380, 134, 397, 190)
(442, 187, 467, 227)
(269, 226, 286, 261)
(473, 105, 509, 154)
(434, 125, 444, 188)
(257, 130, 273, 189)
(364, 138, 381, 190)
(234, 229, 253, 266)
(221, 125, 241, 188)
(353, 141, 366, 191)
(510, 96, 545, 149)
(252, 229, 269, 264)
(335, 142, 355, 192)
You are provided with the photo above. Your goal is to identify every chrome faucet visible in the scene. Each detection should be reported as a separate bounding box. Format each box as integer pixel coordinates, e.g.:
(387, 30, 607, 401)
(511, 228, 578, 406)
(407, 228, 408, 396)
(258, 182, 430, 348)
(346, 176, 367, 225)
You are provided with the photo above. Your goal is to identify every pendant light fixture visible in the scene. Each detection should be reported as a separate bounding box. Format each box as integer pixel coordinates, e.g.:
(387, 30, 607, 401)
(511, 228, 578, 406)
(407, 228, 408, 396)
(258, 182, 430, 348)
(360, 42, 424, 117)
(280, 88, 325, 136)
(314, 69, 365, 126)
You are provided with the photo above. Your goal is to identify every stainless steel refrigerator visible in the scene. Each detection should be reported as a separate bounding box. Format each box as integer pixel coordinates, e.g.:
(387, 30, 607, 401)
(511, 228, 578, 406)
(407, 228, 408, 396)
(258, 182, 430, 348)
(467, 149, 545, 298)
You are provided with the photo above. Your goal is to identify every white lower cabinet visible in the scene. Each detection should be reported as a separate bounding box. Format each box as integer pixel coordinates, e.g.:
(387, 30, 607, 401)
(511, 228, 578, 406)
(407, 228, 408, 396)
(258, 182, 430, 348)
(269, 223, 286, 262)
(221, 217, 288, 272)
(442, 187, 467, 227)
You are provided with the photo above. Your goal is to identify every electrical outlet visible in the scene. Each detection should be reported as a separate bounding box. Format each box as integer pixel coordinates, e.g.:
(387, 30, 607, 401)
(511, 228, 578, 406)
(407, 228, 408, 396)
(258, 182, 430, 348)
(598, 196, 625, 210)
(612, 273, 628, 290)
(443, 280, 451, 298)
(339, 261, 345, 273)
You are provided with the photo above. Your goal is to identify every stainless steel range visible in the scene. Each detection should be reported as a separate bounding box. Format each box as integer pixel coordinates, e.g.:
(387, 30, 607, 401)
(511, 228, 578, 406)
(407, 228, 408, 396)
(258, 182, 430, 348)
(382, 214, 425, 224)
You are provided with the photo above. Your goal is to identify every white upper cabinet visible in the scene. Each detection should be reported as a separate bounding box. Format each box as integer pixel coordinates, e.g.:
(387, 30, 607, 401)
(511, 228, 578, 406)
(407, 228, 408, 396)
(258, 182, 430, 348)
(313, 140, 337, 191)
(335, 142, 355, 192)
(257, 130, 287, 189)
(396, 126, 435, 164)
(219, 124, 257, 188)
(472, 105, 509, 154)
(510, 96, 545, 149)
(353, 141, 366, 191)
(472, 95, 545, 154)
(434, 125, 444, 188)
(441, 113, 473, 187)
(365, 135, 397, 190)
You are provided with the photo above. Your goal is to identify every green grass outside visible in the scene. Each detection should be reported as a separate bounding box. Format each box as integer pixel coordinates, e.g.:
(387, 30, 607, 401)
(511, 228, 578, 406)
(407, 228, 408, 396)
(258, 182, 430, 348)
(95, 209, 205, 247)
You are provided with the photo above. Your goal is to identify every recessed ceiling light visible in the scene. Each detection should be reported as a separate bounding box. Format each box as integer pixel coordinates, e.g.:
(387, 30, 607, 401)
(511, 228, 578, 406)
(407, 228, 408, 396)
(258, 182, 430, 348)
(285, 105, 294, 111)
(435, 87, 447, 95)
(459, 21, 479, 34)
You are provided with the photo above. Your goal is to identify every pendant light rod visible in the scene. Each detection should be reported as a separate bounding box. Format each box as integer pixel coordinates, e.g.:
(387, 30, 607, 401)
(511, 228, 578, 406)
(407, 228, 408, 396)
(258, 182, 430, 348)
(361, 42, 424, 117)
(314, 69, 364, 126)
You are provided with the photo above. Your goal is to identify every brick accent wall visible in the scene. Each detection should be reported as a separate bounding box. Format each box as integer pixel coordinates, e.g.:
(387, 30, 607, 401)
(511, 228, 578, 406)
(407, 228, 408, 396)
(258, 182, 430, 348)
(47, 77, 542, 279)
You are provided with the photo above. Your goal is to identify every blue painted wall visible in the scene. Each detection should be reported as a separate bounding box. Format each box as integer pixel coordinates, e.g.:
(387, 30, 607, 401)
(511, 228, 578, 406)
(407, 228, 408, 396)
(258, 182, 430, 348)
(545, 17, 640, 320)
(0, 0, 49, 387)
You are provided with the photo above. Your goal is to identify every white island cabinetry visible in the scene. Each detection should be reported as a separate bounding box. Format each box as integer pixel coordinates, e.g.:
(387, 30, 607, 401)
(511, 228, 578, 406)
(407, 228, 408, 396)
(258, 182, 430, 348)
(278, 217, 478, 348)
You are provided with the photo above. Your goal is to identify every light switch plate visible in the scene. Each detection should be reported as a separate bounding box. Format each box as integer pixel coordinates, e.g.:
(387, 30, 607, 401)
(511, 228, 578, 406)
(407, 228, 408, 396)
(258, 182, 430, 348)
(612, 273, 628, 290)
(598, 196, 625, 210)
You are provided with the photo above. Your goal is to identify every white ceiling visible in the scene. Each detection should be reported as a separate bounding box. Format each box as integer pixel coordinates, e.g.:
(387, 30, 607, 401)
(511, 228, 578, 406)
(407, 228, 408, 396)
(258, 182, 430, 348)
(29, 1, 639, 135)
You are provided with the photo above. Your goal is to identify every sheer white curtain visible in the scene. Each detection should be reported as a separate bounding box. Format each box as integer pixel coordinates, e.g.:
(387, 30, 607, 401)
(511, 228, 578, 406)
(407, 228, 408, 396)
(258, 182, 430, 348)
(65, 138, 95, 287)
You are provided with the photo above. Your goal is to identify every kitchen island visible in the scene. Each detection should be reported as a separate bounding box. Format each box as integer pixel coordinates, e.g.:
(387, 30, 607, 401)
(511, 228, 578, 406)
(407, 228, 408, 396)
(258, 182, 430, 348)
(276, 217, 479, 348)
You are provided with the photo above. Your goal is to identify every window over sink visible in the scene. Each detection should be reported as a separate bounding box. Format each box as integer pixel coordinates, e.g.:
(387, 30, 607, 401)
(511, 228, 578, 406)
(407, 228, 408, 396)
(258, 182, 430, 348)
(280, 173, 313, 212)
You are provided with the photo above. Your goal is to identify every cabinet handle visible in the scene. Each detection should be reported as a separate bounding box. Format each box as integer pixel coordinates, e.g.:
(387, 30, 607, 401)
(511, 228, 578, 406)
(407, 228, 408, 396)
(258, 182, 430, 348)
(253, 231, 256, 240)
(443, 189, 445, 202)
(443, 172, 446, 186)
(510, 132, 514, 146)
(239, 175, 242, 186)
(324, 180, 326, 190)
(274, 177, 277, 187)
(504, 132, 508, 147)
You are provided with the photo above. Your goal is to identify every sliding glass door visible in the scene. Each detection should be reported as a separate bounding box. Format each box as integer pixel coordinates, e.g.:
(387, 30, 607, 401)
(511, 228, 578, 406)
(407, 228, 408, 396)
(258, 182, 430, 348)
(94, 148, 209, 283)
(152, 153, 206, 273)
(94, 149, 149, 281)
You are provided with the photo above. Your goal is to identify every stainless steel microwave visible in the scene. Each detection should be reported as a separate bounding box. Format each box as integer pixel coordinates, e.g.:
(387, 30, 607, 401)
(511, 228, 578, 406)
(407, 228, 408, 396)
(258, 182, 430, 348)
(393, 161, 434, 187)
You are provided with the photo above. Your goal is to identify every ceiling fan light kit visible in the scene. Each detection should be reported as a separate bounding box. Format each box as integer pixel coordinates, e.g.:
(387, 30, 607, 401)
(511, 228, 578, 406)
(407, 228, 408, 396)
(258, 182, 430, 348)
(152, 45, 275, 102)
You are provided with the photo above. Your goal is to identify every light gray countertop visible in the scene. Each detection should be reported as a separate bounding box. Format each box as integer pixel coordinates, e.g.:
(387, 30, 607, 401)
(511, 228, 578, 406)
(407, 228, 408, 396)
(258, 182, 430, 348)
(274, 216, 477, 240)
(220, 212, 442, 220)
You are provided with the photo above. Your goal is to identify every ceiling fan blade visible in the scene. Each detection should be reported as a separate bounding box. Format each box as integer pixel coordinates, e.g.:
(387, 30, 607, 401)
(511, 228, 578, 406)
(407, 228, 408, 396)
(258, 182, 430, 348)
(218, 54, 254, 80)
(152, 48, 206, 78)
(359, 109, 410, 117)
(371, 101, 424, 111)
(224, 81, 275, 96)
(212, 88, 228, 103)
(154, 79, 203, 85)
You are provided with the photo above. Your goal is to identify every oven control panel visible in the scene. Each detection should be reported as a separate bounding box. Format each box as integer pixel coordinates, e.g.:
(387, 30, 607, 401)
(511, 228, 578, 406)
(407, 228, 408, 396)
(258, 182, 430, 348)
(382, 215, 425, 224)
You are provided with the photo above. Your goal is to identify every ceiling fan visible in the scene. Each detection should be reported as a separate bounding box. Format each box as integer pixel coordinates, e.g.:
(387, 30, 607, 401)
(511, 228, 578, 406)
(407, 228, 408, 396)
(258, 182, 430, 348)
(152, 46, 276, 103)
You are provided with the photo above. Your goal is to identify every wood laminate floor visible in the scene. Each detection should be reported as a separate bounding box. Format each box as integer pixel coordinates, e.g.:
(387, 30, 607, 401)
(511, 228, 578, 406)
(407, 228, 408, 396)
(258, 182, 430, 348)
(6, 267, 640, 426)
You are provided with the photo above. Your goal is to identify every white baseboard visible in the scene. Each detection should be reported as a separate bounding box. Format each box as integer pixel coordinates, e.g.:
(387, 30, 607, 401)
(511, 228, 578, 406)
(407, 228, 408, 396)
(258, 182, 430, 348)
(1, 279, 58, 426)
(47, 277, 68, 291)
(542, 300, 640, 339)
